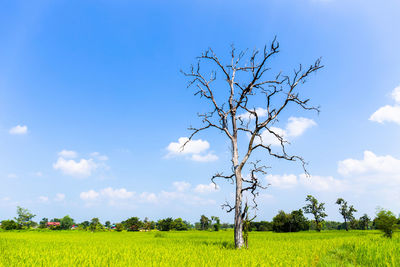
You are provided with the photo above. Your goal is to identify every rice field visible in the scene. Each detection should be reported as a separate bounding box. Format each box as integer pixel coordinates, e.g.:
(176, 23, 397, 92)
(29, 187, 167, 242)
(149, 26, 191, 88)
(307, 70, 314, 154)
(0, 230, 399, 266)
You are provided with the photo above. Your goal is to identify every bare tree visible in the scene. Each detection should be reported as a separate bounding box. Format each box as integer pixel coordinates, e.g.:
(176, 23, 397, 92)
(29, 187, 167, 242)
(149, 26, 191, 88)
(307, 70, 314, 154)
(182, 38, 323, 248)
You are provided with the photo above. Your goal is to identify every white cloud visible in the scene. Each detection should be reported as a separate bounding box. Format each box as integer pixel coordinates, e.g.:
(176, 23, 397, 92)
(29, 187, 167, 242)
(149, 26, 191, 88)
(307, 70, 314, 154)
(370, 85, 400, 125)
(167, 137, 210, 155)
(191, 153, 218, 162)
(194, 183, 219, 193)
(265, 173, 346, 192)
(255, 117, 316, 146)
(286, 117, 317, 137)
(166, 137, 218, 162)
(53, 157, 97, 177)
(139, 192, 158, 203)
(299, 174, 347, 192)
(266, 174, 298, 189)
(35, 172, 43, 177)
(392, 85, 400, 103)
(100, 187, 134, 199)
(58, 150, 78, 158)
(7, 173, 17, 179)
(38, 196, 49, 202)
(54, 193, 65, 201)
(90, 152, 108, 161)
(237, 107, 268, 121)
(80, 190, 100, 200)
(79, 181, 217, 207)
(369, 105, 400, 124)
(173, 181, 191, 192)
(9, 125, 28, 135)
(338, 151, 400, 177)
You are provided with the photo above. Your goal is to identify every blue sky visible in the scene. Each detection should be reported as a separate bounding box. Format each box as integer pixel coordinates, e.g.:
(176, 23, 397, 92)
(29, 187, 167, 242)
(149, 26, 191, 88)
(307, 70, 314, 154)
(1, 0, 400, 224)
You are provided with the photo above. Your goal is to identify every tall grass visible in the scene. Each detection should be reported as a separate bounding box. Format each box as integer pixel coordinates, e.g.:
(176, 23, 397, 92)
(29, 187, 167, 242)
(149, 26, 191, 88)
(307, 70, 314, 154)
(0, 230, 398, 266)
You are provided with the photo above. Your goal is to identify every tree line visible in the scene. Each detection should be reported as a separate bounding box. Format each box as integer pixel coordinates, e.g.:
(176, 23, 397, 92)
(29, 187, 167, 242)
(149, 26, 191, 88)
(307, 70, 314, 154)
(1, 195, 398, 238)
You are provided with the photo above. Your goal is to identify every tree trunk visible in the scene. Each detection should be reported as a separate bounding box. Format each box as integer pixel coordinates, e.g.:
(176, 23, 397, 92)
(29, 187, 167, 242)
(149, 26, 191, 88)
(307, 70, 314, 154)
(344, 218, 348, 231)
(234, 168, 244, 248)
(232, 135, 244, 249)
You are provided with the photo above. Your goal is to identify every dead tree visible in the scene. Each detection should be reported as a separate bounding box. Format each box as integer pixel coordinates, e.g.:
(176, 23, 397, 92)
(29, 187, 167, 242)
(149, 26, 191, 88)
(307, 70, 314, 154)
(182, 38, 323, 249)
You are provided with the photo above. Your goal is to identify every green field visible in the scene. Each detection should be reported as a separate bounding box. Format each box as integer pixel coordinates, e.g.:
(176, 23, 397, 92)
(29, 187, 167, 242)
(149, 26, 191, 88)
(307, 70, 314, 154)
(0, 230, 399, 266)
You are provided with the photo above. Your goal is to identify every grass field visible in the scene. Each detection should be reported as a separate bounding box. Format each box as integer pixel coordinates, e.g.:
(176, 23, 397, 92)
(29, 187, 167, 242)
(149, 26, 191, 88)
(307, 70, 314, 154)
(0, 230, 399, 266)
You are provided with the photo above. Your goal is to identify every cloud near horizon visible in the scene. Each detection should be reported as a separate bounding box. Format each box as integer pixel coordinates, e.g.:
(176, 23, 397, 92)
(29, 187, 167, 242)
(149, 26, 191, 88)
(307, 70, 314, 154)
(80, 181, 219, 208)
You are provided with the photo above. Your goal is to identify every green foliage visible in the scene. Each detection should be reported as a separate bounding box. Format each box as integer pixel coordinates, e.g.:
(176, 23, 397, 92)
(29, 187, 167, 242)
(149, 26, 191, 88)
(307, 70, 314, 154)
(336, 198, 357, 231)
(358, 214, 371, 230)
(303, 195, 327, 232)
(39, 218, 48, 229)
(122, 217, 143, 231)
(157, 218, 174, 231)
(173, 218, 188, 231)
(60, 216, 75, 230)
(249, 221, 272, 231)
(272, 210, 309, 232)
(199, 215, 210, 230)
(1, 220, 18, 230)
(89, 218, 104, 232)
(374, 209, 397, 238)
(211, 216, 221, 231)
(14, 206, 36, 229)
(115, 223, 124, 232)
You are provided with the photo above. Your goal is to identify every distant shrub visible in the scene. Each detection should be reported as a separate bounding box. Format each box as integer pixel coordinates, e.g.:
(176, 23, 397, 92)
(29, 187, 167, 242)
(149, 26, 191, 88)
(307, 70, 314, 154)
(374, 209, 397, 238)
(115, 223, 124, 232)
(154, 232, 166, 238)
(1, 220, 18, 230)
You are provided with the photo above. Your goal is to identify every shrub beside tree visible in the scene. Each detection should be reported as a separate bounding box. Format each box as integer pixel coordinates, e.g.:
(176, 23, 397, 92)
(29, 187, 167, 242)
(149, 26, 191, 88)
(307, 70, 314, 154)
(272, 210, 309, 232)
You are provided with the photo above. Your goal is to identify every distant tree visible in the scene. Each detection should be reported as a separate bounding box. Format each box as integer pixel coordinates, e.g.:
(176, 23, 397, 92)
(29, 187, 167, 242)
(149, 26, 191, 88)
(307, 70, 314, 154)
(289, 209, 309, 232)
(320, 221, 341, 230)
(250, 221, 272, 231)
(39, 218, 49, 229)
(89, 218, 104, 232)
(1, 220, 18, 230)
(211, 216, 221, 231)
(122, 217, 143, 231)
(303, 195, 327, 232)
(374, 209, 397, 238)
(60, 215, 74, 230)
(80, 221, 90, 229)
(173, 218, 188, 231)
(272, 210, 309, 232)
(104, 221, 111, 229)
(221, 223, 234, 230)
(358, 214, 370, 230)
(183, 220, 192, 230)
(14, 206, 36, 229)
(336, 198, 357, 231)
(157, 218, 174, 231)
(115, 223, 124, 232)
(272, 211, 288, 232)
(200, 215, 210, 230)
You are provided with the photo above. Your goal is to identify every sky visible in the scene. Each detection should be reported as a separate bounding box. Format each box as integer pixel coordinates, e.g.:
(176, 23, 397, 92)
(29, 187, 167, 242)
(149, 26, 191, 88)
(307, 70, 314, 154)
(1, 0, 400, 224)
